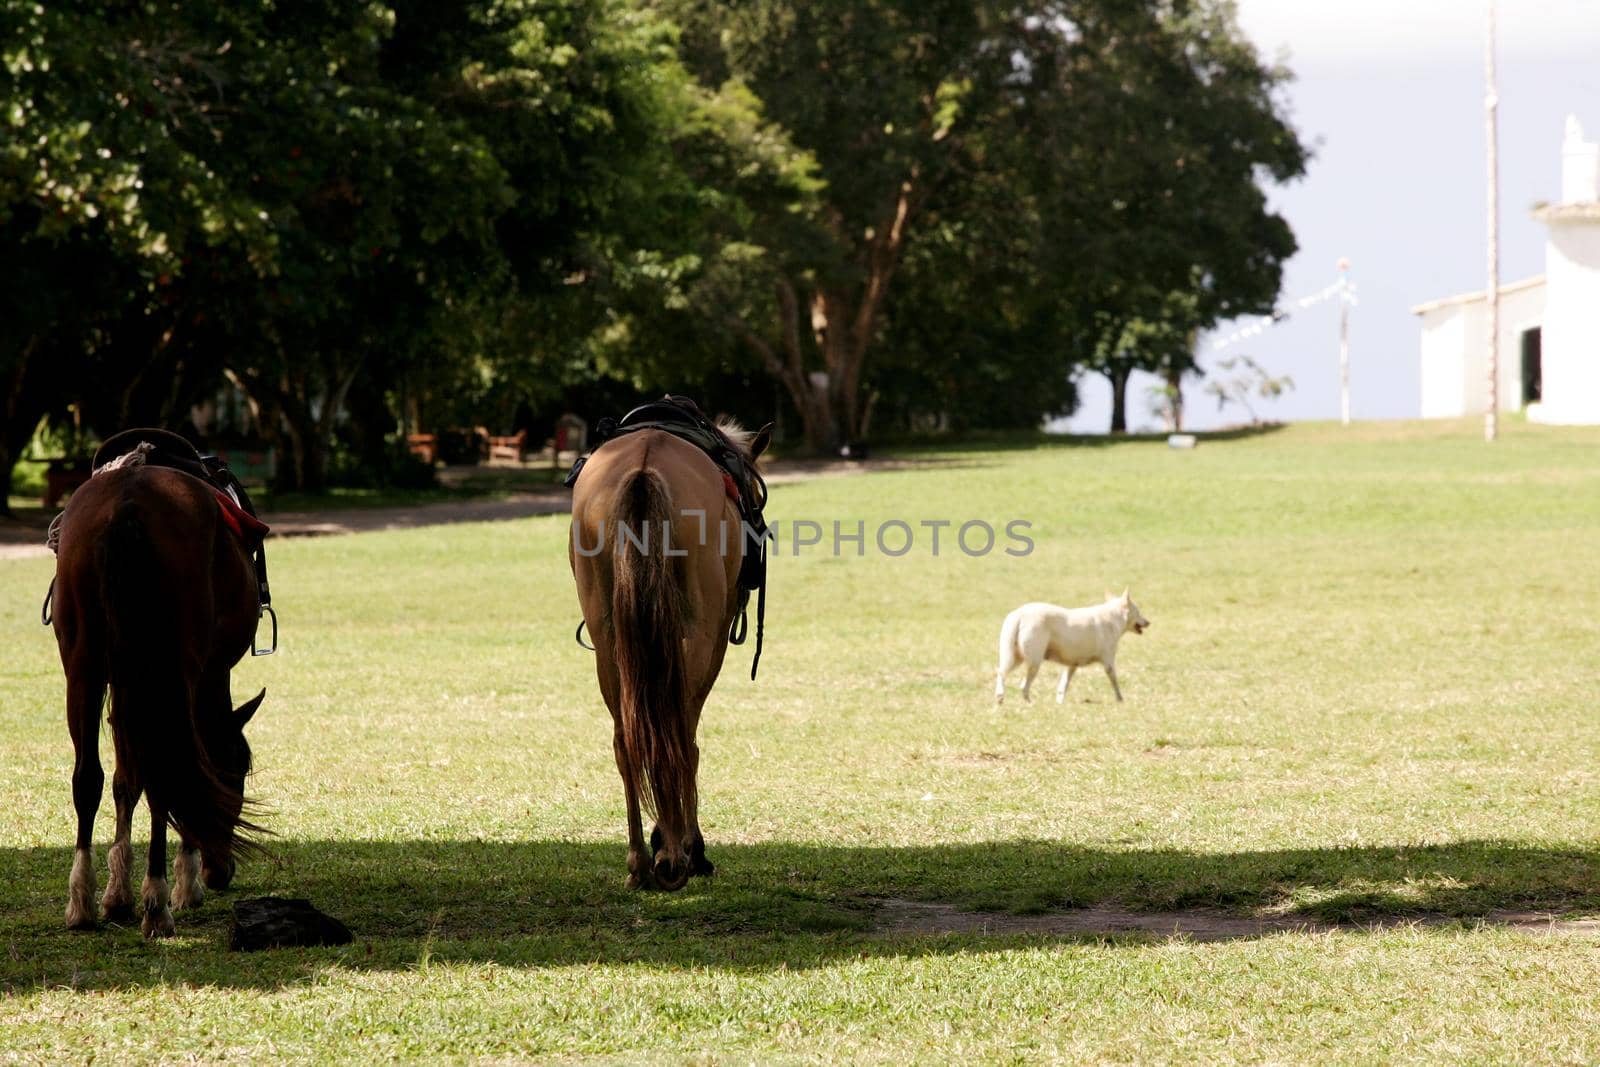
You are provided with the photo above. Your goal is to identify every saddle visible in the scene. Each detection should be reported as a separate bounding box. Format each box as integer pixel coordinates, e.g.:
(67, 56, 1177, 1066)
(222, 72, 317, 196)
(43, 429, 277, 652)
(565, 396, 771, 680)
(89, 429, 273, 608)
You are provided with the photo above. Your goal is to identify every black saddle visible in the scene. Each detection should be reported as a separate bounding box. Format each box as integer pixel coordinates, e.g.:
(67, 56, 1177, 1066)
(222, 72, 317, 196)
(93, 427, 206, 476)
(90, 428, 272, 609)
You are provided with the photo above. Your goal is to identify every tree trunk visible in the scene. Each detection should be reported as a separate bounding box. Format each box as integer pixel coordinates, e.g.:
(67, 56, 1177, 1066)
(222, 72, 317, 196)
(226, 359, 358, 493)
(275, 391, 332, 493)
(1108, 365, 1132, 434)
(0, 437, 13, 517)
(734, 177, 916, 454)
(2, 340, 43, 517)
(734, 284, 841, 454)
(1166, 364, 1184, 432)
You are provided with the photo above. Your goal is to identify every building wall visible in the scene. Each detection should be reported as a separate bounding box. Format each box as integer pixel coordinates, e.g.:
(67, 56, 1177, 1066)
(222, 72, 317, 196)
(1419, 305, 1468, 418)
(1530, 219, 1600, 424)
(1417, 283, 1546, 418)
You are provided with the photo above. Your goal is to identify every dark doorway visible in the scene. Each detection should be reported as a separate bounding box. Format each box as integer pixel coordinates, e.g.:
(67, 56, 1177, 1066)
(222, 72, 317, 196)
(1520, 327, 1542, 406)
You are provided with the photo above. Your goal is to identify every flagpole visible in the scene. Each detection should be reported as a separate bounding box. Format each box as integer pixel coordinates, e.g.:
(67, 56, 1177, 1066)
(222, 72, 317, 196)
(1485, 0, 1501, 442)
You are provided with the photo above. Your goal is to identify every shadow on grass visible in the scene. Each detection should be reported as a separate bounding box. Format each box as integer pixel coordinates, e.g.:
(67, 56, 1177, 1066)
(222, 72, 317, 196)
(5, 836, 1597, 991)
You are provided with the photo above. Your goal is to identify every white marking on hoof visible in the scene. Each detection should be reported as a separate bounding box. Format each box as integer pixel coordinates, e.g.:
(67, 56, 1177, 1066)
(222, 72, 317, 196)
(66, 848, 97, 929)
(102, 838, 135, 918)
(171, 849, 204, 910)
(140, 876, 174, 939)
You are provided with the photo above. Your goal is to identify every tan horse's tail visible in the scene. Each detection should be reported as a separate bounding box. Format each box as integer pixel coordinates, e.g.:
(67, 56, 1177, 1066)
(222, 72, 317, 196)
(611, 468, 695, 848)
(99, 504, 261, 867)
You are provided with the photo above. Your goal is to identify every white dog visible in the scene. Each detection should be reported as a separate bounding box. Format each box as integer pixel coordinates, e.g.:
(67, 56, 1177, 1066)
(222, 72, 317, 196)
(994, 590, 1149, 704)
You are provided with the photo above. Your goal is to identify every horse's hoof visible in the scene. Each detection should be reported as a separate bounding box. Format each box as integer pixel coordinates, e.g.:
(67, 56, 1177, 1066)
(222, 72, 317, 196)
(652, 852, 690, 892)
(625, 871, 651, 891)
(65, 910, 98, 932)
(101, 900, 136, 925)
(141, 909, 175, 939)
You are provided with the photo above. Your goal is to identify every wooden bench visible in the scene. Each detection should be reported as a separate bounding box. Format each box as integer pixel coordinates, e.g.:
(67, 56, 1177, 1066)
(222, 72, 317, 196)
(405, 433, 438, 464)
(480, 428, 527, 463)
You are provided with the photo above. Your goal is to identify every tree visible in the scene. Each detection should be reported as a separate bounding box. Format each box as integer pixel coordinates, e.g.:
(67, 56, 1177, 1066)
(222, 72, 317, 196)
(654, 0, 1028, 450)
(3, 1, 706, 491)
(1, 1, 236, 505)
(649, 0, 1305, 447)
(1008, 2, 1306, 433)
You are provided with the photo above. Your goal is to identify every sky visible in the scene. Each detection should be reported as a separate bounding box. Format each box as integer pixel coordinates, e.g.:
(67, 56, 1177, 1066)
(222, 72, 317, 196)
(1060, 0, 1600, 432)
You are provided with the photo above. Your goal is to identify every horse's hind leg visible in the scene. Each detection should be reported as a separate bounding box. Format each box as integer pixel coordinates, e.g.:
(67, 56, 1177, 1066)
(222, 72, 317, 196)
(100, 766, 141, 923)
(140, 806, 175, 938)
(613, 728, 653, 890)
(65, 673, 107, 930)
(685, 740, 713, 878)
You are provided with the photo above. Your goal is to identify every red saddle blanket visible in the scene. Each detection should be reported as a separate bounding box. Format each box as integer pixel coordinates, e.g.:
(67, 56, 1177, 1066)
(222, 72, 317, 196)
(213, 488, 271, 541)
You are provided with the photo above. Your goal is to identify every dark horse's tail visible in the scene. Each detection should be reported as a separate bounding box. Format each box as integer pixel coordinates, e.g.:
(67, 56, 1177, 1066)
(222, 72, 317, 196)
(610, 468, 695, 850)
(99, 505, 258, 866)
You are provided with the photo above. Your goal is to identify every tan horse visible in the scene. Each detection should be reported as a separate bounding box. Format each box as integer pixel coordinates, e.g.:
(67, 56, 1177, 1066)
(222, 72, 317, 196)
(569, 413, 769, 890)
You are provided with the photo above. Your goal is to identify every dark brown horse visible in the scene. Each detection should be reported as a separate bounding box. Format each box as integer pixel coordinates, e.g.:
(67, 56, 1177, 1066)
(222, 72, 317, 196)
(569, 409, 769, 890)
(53, 460, 266, 936)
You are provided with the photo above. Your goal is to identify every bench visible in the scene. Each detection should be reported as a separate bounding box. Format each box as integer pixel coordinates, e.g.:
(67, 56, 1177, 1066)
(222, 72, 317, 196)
(479, 428, 527, 463)
(405, 434, 438, 464)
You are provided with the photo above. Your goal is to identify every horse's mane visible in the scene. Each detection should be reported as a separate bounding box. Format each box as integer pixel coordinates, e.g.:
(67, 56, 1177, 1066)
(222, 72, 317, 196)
(714, 417, 762, 466)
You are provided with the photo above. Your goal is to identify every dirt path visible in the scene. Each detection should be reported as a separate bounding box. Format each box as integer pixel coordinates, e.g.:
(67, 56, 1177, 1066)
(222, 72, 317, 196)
(0, 455, 937, 561)
(876, 899, 1600, 942)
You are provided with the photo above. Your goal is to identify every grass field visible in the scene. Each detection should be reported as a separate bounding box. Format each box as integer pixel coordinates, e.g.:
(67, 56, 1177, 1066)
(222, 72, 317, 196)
(3, 417, 1599, 1062)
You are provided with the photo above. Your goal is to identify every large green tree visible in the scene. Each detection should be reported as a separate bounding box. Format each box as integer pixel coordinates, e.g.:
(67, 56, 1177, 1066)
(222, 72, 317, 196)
(3, 0, 705, 493)
(1014, 2, 1306, 432)
(651, 0, 1305, 447)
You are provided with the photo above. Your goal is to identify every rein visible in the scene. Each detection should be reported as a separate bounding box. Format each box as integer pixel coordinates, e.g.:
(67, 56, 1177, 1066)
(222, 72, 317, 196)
(566, 396, 770, 680)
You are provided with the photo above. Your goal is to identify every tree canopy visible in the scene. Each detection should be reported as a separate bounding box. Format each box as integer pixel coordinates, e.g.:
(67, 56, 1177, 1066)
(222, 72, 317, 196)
(2, 0, 1306, 503)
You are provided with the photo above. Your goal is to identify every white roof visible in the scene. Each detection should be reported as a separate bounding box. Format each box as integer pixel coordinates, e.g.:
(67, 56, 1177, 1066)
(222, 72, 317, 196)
(1409, 275, 1545, 316)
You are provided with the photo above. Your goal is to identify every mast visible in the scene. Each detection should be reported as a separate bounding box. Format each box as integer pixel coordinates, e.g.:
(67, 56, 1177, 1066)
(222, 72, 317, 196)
(1484, 0, 1501, 442)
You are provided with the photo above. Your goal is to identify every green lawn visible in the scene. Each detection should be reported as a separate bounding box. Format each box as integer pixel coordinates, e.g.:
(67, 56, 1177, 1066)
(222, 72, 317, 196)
(3, 417, 1599, 1062)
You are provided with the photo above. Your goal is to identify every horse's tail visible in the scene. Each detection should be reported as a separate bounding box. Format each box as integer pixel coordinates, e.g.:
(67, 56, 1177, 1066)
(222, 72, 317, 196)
(610, 468, 695, 840)
(99, 504, 257, 867)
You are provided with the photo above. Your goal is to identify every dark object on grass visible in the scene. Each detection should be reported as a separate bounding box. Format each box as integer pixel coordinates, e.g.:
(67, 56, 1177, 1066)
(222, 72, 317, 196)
(230, 897, 352, 951)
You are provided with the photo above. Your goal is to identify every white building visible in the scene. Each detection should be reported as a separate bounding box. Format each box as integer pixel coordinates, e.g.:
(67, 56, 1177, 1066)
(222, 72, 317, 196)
(1413, 115, 1600, 423)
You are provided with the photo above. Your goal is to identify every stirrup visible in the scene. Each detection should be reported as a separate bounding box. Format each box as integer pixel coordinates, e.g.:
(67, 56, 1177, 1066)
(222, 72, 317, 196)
(252, 605, 278, 656)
